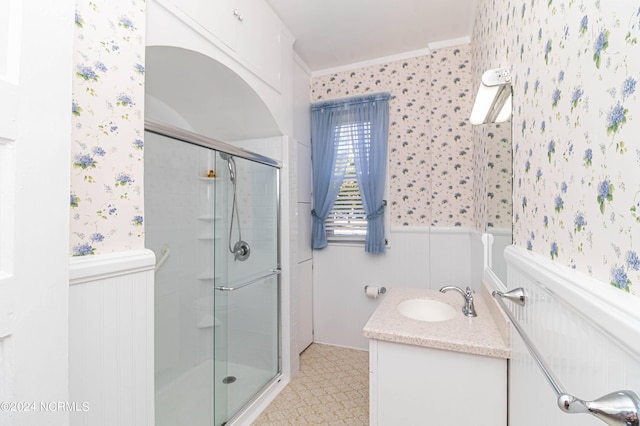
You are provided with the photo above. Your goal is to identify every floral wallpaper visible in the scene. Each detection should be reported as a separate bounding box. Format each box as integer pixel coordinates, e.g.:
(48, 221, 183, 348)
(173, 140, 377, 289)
(486, 122, 512, 229)
(471, 120, 512, 232)
(70, 0, 146, 255)
(311, 45, 475, 227)
(473, 0, 640, 297)
(429, 48, 474, 227)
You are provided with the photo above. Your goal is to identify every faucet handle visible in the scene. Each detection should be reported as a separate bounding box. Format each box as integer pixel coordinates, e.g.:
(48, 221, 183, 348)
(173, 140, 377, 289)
(463, 288, 477, 317)
(439, 285, 477, 317)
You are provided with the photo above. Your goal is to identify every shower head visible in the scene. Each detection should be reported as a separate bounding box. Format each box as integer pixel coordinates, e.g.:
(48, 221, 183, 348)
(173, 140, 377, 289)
(227, 156, 236, 184)
(218, 152, 236, 183)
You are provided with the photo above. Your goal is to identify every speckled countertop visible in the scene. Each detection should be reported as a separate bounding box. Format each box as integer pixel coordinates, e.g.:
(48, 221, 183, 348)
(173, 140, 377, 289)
(363, 282, 510, 359)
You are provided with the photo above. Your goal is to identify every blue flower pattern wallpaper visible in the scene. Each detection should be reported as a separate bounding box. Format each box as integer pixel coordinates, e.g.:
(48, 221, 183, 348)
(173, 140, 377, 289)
(473, 0, 640, 296)
(70, 0, 146, 255)
(312, 46, 477, 228)
(67, 0, 639, 299)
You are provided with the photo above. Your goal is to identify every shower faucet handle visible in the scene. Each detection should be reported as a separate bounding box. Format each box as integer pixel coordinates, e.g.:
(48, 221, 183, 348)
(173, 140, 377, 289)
(233, 240, 251, 262)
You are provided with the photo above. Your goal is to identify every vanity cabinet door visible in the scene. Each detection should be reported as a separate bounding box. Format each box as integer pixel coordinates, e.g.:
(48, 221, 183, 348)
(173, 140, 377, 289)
(370, 340, 507, 426)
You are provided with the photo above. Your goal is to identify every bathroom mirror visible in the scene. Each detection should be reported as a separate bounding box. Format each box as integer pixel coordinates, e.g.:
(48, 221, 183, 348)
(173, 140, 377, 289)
(483, 120, 513, 284)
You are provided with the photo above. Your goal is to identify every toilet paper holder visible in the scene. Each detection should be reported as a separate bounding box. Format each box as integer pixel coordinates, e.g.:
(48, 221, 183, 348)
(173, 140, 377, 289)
(364, 285, 387, 295)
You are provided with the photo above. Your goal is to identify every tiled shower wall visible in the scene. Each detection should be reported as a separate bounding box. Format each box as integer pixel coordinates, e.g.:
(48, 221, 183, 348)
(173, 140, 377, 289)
(311, 45, 477, 228)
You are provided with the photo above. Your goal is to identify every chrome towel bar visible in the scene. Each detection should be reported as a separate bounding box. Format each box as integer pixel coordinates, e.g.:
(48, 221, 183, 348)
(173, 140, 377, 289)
(215, 269, 281, 292)
(492, 287, 526, 306)
(493, 288, 640, 426)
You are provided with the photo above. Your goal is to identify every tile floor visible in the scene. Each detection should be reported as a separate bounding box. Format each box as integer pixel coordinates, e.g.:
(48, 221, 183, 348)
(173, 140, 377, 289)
(252, 343, 369, 425)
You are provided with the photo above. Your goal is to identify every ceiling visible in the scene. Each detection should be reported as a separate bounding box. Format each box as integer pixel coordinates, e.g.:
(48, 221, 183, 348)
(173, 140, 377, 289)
(265, 0, 478, 72)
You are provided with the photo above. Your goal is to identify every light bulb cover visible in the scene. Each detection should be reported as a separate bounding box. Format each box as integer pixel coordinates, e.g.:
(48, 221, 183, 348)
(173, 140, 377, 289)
(469, 67, 512, 125)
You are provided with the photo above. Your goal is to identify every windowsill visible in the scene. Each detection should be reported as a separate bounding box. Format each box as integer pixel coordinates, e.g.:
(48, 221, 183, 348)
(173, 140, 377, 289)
(327, 240, 364, 248)
(326, 239, 392, 249)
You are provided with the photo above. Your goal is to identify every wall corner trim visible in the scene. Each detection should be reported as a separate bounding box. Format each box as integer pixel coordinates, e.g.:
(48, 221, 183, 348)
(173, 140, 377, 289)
(69, 249, 156, 286)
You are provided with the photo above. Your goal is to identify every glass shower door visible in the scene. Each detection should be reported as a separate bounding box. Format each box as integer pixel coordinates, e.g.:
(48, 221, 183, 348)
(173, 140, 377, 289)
(147, 132, 216, 426)
(213, 153, 280, 425)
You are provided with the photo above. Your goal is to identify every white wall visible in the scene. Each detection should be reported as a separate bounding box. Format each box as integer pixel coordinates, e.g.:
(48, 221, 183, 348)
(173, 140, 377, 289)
(487, 229, 511, 285)
(69, 251, 155, 426)
(502, 246, 640, 425)
(1, 1, 73, 424)
(146, 0, 295, 140)
(313, 227, 481, 350)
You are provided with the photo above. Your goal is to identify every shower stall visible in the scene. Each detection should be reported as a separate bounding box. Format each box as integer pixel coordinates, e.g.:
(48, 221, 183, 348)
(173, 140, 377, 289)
(145, 121, 281, 426)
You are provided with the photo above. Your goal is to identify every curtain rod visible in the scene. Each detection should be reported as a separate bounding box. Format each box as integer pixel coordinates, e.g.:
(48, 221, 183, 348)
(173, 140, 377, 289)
(311, 92, 391, 110)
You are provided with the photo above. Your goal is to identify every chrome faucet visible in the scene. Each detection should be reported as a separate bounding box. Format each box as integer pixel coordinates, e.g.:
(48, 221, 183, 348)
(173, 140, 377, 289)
(439, 286, 477, 317)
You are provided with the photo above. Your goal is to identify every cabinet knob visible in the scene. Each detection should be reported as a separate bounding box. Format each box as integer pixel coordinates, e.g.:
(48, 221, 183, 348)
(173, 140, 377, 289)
(233, 9, 243, 21)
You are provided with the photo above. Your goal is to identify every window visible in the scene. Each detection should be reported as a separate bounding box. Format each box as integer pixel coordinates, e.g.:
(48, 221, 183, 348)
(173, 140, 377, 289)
(311, 92, 389, 254)
(325, 123, 369, 241)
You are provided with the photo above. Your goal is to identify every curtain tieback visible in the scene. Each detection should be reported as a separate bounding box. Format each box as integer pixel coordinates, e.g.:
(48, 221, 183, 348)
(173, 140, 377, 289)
(366, 204, 385, 220)
(311, 209, 325, 223)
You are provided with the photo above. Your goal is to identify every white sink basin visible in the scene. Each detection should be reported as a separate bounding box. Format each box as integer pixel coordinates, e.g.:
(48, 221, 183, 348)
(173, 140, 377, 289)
(397, 298, 457, 322)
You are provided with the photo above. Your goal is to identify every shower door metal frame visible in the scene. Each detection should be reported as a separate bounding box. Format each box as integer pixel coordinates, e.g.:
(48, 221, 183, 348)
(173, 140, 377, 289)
(145, 119, 282, 168)
(144, 119, 283, 423)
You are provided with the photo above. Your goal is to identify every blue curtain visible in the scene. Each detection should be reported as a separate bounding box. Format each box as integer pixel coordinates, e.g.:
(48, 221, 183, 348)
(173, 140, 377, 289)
(311, 92, 390, 253)
(352, 97, 389, 253)
(310, 101, 346, 249)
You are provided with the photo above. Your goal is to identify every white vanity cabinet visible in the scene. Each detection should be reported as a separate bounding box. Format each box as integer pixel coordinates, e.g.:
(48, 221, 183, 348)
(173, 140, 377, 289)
(369, 339, 507, 426)
(363, 286, 510, 426)
(157, 0, 284, 91)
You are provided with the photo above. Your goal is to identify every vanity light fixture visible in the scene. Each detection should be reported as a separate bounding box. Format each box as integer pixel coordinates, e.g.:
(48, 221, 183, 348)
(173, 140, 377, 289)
(469, 67, 512, 125)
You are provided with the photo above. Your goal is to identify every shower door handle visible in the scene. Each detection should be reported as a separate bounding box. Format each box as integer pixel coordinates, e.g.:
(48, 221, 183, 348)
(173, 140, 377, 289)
(215, 269, 281, 291)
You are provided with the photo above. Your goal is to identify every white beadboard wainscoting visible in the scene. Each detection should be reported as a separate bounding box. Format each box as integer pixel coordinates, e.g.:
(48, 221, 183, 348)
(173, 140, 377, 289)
(313, 227, 484, 350)
(68, 250, 155, 426)
(501, 245, 640, 426)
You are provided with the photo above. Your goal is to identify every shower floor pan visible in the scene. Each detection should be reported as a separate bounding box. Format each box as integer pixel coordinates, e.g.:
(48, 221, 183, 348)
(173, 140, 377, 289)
(156, 360, 274, 426)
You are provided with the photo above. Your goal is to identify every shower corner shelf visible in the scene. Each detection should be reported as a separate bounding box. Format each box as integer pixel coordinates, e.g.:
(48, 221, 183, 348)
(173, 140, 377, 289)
(197, 314, 220, 329)
(198, 177, 219, 183)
